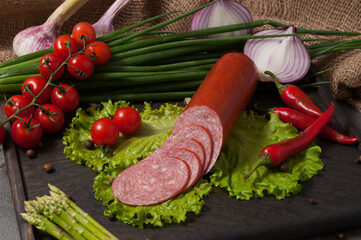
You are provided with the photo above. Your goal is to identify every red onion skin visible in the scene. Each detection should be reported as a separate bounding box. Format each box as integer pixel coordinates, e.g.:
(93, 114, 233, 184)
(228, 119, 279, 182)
(190, 0, 253, 38)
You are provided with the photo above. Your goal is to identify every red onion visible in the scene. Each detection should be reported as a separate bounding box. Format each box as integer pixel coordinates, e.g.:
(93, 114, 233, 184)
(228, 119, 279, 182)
(92, 0, 131, 37)
(243, 26, 311, 83)
(190, 0, 253, 38)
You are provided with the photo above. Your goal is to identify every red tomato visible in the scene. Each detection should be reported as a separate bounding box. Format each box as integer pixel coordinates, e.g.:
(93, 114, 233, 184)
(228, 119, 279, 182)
(51, 84, 79, 113)
(84, 41, 111, 65)
(113, 107, 142, 135)
(72, 22, 96, 48)
(21, 76, 51, 104)
(90, 118, 119, 146)
(11, 117, 43, 149)
(67, 54, 94, 79)
(0, 126, 6, 144)
(39, 53, 65, 80)
(4, 95, 35, 121)
(53, 35, 79, 61)
(35, 104, 65, 134)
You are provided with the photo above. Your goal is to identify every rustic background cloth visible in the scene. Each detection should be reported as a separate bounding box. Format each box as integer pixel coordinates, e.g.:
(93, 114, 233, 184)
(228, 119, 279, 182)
(0, 0, 360, 110)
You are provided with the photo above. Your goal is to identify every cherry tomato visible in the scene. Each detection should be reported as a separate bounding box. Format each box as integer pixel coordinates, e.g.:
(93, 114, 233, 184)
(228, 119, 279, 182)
(35, 104, 65, 134)
(53, 35, 79, 61)
(39, 53, 65, 80)
(113, 107, 142, 135)
(72, 22, 96, 48)
(4, 95, 35, 121)
(84, 41, 111, 65)
(11, 117, 43, 149)
(21, 76, 51, 104)
(67, 54, 94, 79)
(0, 126, 6, 144)
(50, 84, 79, 113)
(90, 118, 119, 147)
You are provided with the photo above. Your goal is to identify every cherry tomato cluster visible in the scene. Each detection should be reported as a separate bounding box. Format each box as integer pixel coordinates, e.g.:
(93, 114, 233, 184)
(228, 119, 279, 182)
(39, 22, 111, 81)
(1, 22, 111, 149)
(3, 79, 78, 149)
(90, 107, 142, 147)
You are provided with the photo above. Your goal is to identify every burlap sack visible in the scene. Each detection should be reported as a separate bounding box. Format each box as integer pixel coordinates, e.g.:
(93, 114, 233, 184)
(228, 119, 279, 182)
(0, 0, 360, 110)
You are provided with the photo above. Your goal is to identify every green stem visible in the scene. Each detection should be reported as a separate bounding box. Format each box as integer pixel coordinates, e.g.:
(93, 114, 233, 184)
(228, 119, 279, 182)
(107, 0, 219, 46)
(0, 58, 40, 78)
(79, 91, 195, 103)
(95, 58, 217, 72)
(244, 153, 273, 179)
(98, 11, 180, 43)
(264, 70, 286, 94)
(78, 80, 203, 94)
(75, 71, 207, 89)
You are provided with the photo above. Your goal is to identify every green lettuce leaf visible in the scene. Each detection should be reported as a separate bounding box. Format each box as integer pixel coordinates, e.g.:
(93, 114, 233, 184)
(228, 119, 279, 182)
(94, 164, 211, 229)
(62, 101, 323, 228)
(209, 111, 323, 200)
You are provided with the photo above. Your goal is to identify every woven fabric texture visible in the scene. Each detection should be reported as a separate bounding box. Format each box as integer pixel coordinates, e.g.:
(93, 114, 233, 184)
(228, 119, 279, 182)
(0, 0, 360, 110)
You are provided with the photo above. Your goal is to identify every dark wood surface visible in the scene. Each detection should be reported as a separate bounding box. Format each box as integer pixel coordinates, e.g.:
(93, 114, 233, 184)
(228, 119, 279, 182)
(4, 73, 361, 240)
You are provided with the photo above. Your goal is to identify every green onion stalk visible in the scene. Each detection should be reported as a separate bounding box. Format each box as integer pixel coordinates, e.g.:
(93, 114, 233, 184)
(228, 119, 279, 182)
(0, 0, 360, 102)
(22, 184, 119, 240)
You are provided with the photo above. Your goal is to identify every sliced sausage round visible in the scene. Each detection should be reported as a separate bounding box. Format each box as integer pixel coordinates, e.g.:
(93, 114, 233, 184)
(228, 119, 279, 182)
(111, 156, 190, 206)
(171, 124, 213, 175)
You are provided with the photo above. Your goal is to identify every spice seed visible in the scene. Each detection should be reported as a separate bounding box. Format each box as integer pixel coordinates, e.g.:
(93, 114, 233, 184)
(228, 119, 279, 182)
(279, 162, 289, 172)
(108, 214, 116, 221)
(26, 149, 36, 158)
(84, 140, 95, 150)
(309, 198, 317, 205)
(43, 163, 54, 173)
(337, 233, 344, 239)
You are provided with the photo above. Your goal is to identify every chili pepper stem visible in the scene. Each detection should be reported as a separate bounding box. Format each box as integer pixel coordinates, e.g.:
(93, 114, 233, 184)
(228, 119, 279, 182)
(265, 70, 286, 94)
(244, 152, 273, 179)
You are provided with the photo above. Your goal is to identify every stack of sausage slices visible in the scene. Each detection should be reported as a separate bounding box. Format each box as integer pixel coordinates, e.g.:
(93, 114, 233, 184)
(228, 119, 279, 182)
(112, 53, 259, 206)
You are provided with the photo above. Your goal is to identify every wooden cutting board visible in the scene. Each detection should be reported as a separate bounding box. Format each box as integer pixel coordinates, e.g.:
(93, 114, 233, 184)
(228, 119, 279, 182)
(3, 72, 361, 240)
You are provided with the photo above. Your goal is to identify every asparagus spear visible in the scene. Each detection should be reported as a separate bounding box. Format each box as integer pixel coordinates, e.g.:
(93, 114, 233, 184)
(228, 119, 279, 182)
(49, 191, 112, 240)
(21, 212, 75, 240)
(27, 199, 88, 240)
(22, 185, 119, 240)
(48, 184, 118, 240)
(38, 196, 100, 240)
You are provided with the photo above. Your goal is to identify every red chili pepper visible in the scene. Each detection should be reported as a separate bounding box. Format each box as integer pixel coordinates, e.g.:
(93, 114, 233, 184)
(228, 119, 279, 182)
(265, 71, 333, 123)
(271, 107, 358, 145)
(244, 102, 335, 179)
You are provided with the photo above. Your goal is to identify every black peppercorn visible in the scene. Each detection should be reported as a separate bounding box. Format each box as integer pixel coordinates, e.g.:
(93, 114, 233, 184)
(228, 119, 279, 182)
(279, 162, 289, 172)
(108, 214, 116, 221)
(309, 198, 317, 205)
(84, 140, 95, 150)
(355, 155, 361, 164)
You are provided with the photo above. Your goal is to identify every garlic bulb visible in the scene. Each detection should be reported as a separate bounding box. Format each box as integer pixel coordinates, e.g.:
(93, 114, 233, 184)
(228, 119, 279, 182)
(13, 0, 88, 56)
(92, 0, 131, 37)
